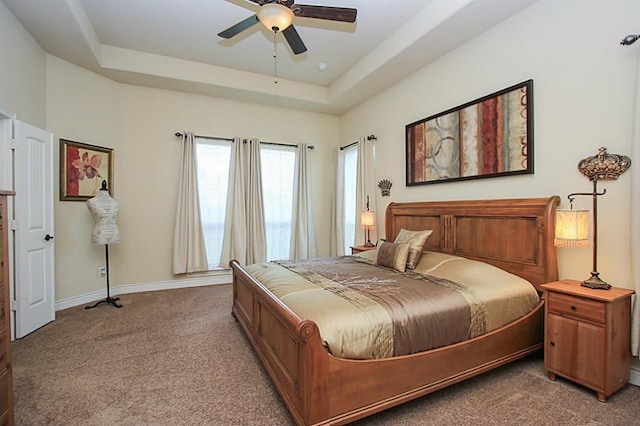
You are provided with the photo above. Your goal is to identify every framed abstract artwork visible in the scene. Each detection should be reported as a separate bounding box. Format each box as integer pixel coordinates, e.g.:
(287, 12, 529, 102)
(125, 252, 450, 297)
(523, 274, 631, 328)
(406, 79, 533, 186)
(60, 139, 114, 201)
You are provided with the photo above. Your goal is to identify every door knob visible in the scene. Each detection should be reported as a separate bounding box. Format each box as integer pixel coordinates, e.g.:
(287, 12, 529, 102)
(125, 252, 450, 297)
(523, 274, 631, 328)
(44, 234, 54, 241)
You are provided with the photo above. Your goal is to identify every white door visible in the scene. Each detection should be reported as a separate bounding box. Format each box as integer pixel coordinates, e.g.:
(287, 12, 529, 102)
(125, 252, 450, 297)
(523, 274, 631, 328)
(14, 120, 55, 338)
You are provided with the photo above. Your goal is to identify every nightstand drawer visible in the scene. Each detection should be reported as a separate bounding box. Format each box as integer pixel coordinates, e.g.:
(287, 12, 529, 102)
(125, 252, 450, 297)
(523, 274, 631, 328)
(548, 292, 606, 323)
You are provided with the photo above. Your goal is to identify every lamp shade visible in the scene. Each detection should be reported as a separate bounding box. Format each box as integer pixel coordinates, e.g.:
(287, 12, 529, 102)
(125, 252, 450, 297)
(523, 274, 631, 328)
(360, 211, 375, 227)
(554, 208, 589, 248)
(256, 4, 294, 32)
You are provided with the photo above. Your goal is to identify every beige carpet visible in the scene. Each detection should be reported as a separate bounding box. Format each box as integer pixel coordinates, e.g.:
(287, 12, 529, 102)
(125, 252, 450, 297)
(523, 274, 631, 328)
(11, 285, 640, 425)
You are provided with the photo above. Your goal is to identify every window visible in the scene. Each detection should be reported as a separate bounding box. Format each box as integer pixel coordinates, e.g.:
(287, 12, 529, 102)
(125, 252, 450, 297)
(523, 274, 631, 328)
(195, 138, 296, 267)
(343, 145, 358, 254)
(196, 137, 231, 268)
(261, 145, 296, 261)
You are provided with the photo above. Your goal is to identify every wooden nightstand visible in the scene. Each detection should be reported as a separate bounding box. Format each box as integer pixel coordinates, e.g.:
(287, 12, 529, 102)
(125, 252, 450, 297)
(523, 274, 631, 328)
(541, 279, 634, 402)
(350, 245, 376, 254)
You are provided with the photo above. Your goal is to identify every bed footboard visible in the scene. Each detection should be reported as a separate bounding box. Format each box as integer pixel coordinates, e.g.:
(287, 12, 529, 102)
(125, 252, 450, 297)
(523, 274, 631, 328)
(230, 259, 331, 425)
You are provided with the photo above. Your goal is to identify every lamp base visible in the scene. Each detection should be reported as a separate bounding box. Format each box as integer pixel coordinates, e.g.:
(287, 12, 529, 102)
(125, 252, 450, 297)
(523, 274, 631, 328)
(582, 273, 611, 290)
(364, 228, 375, 247)
(84, 296, 123, 309)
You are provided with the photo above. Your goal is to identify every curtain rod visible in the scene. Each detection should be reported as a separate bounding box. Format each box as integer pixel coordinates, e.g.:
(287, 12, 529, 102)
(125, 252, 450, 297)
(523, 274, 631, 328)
(174, 132, 314, 149)
(339, 134, 377, 151)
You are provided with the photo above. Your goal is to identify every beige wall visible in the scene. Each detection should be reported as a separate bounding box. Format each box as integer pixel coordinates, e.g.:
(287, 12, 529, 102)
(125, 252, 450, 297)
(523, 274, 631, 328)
(47, 56, 338, 300)
(0, 1, 46, 128)
(340, 0, 640, 290)
(46, 55, 122, 301)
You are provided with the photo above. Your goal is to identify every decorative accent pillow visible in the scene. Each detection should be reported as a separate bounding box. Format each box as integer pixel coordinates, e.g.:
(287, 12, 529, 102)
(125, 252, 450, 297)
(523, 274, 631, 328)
(393, 229, 433, 270)
(352, 248, 377, 264)
(376, 241, 410, 272)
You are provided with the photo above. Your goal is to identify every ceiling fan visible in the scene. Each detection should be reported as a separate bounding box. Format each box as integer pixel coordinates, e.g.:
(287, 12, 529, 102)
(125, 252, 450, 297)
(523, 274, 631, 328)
(218, 0, 357, 55)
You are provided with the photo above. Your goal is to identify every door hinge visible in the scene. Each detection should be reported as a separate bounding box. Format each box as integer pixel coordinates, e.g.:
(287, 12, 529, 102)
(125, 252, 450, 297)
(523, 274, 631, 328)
(7, 138, 16, 150)
(10, 300, 16, 312)
(10, 220, 17, 231)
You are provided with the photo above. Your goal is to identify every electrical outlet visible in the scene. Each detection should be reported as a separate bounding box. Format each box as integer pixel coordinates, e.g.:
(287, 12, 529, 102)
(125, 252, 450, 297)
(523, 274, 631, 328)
(98, 267, 106, 277)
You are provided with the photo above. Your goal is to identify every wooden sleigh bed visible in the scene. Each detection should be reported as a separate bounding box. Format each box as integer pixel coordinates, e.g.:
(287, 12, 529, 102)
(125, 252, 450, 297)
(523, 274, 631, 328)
(229, 196, 560, 425)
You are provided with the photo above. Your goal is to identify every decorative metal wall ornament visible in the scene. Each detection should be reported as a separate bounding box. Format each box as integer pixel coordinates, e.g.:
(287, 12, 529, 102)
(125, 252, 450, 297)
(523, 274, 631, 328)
(577, 147, 631, 181)
(378, 179, 392, 196)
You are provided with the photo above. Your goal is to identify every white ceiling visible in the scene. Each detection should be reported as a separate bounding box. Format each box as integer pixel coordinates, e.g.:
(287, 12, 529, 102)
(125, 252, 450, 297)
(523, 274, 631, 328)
(2, 0, 538, 114)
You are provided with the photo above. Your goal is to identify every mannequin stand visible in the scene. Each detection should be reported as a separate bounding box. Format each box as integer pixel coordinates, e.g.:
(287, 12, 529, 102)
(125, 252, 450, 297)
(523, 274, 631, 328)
(85, 244, 122, 309)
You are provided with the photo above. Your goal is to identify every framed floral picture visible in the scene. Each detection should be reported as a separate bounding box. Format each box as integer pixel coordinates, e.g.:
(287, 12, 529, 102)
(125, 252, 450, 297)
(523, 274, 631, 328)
(60, 139, 114, 201)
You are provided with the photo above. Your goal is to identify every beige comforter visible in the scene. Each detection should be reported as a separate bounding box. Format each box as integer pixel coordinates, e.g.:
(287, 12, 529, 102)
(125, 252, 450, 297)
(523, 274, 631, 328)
(245, 251, 539, 360)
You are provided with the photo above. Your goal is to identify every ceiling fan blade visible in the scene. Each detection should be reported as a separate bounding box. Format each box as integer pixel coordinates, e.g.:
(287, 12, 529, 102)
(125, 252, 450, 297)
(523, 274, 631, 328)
(291, 4, 357, 23)
(218, 14, 260, 39)
(282, 25, 307, 55)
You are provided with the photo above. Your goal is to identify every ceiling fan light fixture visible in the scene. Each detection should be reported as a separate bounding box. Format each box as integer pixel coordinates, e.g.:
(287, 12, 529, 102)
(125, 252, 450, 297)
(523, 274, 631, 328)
(257, 4, 294, 33)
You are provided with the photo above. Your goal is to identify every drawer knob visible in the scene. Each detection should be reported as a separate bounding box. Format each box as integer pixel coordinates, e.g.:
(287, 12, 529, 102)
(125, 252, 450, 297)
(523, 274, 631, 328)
(570, 305, 577, 310)
(550, 341, 556, 346)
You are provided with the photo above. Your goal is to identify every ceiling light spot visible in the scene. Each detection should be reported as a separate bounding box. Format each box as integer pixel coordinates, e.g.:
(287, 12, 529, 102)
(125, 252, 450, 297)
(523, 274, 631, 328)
(318, 62, 328, 71)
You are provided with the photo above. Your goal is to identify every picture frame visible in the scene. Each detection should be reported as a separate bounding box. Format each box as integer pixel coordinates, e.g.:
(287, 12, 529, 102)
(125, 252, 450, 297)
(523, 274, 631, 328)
(406, 79, 533, 186)
(60, 139, 114, 201)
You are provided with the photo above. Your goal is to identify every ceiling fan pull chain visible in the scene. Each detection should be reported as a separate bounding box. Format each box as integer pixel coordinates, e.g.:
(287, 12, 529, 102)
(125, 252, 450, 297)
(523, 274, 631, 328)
(273, 30, 278, 84)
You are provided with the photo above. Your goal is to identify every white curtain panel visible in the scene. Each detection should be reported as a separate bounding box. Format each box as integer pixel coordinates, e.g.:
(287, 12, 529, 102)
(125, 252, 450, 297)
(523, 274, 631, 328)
(630, 48, 640, 358)
(329, 148, 346, 256)
(172, 131, 208, 274)
(220, 138, 267, 266)
(355, 136, 378, 244)
(290, 144, 317, 260)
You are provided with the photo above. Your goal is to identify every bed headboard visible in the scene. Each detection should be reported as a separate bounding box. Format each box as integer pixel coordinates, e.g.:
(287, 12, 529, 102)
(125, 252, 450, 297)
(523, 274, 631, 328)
(385, 196, 560, 291)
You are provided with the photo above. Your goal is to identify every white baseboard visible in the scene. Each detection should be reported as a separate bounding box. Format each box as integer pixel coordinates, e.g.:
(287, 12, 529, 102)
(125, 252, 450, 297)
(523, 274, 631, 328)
(630, 364, 640, 387)
(54, 272, 232, 311)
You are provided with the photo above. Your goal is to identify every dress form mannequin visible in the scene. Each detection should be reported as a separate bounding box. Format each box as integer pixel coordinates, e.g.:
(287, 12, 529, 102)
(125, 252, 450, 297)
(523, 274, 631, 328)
(87, 181, 120, 245)
(85, 180, 122, 309)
